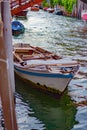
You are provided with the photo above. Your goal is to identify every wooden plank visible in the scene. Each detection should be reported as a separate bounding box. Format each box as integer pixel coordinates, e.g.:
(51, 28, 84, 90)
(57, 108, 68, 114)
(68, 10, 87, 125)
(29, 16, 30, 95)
(0, 28, 18, 130)
(0, 1, 18, 130)
(13, 51, 24, 62)
(26, 62, 79, 68)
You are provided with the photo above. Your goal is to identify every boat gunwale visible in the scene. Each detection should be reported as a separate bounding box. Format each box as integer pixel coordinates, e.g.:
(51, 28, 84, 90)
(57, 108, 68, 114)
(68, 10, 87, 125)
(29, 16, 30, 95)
(14, 64, 74, 78)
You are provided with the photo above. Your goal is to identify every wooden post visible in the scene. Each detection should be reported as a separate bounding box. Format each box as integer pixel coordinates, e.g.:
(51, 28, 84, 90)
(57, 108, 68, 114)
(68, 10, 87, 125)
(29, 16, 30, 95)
(0, 1, 18, 130)
(76, 0, 78, 18)
(1, 0, 15, 93)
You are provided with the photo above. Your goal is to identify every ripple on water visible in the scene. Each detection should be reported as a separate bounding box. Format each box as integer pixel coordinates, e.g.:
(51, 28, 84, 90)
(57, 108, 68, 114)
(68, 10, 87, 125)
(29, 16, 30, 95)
(15, 93, 46, 130)
(72, 106, 87, 130)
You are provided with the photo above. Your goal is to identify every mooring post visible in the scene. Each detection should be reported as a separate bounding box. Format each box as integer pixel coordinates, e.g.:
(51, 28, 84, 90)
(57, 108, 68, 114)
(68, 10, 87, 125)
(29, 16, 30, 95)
(0, 0, 18, 130)
(1, 0, 15, 93)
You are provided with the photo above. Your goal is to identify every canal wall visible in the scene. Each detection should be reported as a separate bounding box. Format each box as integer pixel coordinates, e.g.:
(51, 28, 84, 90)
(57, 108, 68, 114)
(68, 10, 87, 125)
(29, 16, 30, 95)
(77, 0, 87, 19)
(56, 1, 87, 19)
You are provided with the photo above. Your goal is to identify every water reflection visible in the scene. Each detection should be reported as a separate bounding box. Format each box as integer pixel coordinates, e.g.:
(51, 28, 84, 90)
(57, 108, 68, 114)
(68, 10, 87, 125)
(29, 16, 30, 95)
(15, 74, 77, 130)
(16, 93, 45, 130)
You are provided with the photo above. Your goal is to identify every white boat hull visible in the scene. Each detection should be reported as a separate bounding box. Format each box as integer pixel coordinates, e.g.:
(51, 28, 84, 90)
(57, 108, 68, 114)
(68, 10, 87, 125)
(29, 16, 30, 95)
(14, 65, 73, 94)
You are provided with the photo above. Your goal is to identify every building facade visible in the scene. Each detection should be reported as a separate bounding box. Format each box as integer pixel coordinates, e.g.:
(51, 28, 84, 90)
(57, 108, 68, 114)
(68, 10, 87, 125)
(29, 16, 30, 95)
(77, 0, 87, 18)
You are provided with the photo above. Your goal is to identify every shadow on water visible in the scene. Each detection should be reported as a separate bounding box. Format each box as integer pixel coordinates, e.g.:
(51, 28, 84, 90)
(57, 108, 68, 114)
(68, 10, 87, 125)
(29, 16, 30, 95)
(15, 74, 77, 130)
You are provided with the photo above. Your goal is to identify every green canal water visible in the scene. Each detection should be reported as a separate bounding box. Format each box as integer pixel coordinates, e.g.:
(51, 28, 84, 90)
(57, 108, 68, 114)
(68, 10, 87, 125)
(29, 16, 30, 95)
(15, 74, 77, 130)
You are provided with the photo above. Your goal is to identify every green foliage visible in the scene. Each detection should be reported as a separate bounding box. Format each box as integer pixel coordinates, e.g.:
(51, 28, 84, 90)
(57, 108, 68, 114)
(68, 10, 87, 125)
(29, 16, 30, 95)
(62, 0, 76, 12)
(42, 0, 50, 7)
(50, 0, 55, 7)
(57, 0, 63, 5)
(42, 0, 76, 13)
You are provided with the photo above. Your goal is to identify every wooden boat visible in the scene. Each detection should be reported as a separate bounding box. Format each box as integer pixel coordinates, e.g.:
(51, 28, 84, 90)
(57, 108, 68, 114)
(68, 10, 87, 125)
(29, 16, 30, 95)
(54, 9, 63, 15)
(43, 7, 48, 11)
(31, 4, 39, 11)
(47, 8, 54, 13)
(13, 43, 79, 97)
(12, 21, 25, 36)
(15, 9, 28, 19)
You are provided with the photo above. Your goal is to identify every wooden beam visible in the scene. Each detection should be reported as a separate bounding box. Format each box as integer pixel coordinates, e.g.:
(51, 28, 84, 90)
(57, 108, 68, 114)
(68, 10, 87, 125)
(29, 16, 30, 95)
(0, 21, 18, 130)
(0, 1, 18, 129)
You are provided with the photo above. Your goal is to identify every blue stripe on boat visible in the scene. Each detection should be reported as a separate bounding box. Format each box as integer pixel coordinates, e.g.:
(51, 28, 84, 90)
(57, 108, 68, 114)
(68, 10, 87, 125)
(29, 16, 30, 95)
(14, 66, 73, 78)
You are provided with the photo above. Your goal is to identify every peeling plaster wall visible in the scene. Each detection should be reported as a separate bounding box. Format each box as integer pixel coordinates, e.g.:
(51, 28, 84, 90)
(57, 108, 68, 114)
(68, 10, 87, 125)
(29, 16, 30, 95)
(77, 0, 87, 18)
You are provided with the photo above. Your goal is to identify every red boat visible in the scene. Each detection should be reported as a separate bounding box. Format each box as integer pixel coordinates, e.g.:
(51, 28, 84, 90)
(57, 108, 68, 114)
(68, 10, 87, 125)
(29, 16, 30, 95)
(43, 7, 48, 11)
(15, 9, 28, 18)
(31, 4, 39, 11)
(47, 8, 54, 13)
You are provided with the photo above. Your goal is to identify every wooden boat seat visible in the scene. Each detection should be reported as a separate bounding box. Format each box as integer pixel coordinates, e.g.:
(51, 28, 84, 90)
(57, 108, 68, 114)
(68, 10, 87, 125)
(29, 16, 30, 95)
(35, 46, 52, 54)
(14, 48, 34, 53)
(22, 53, 45, 60)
